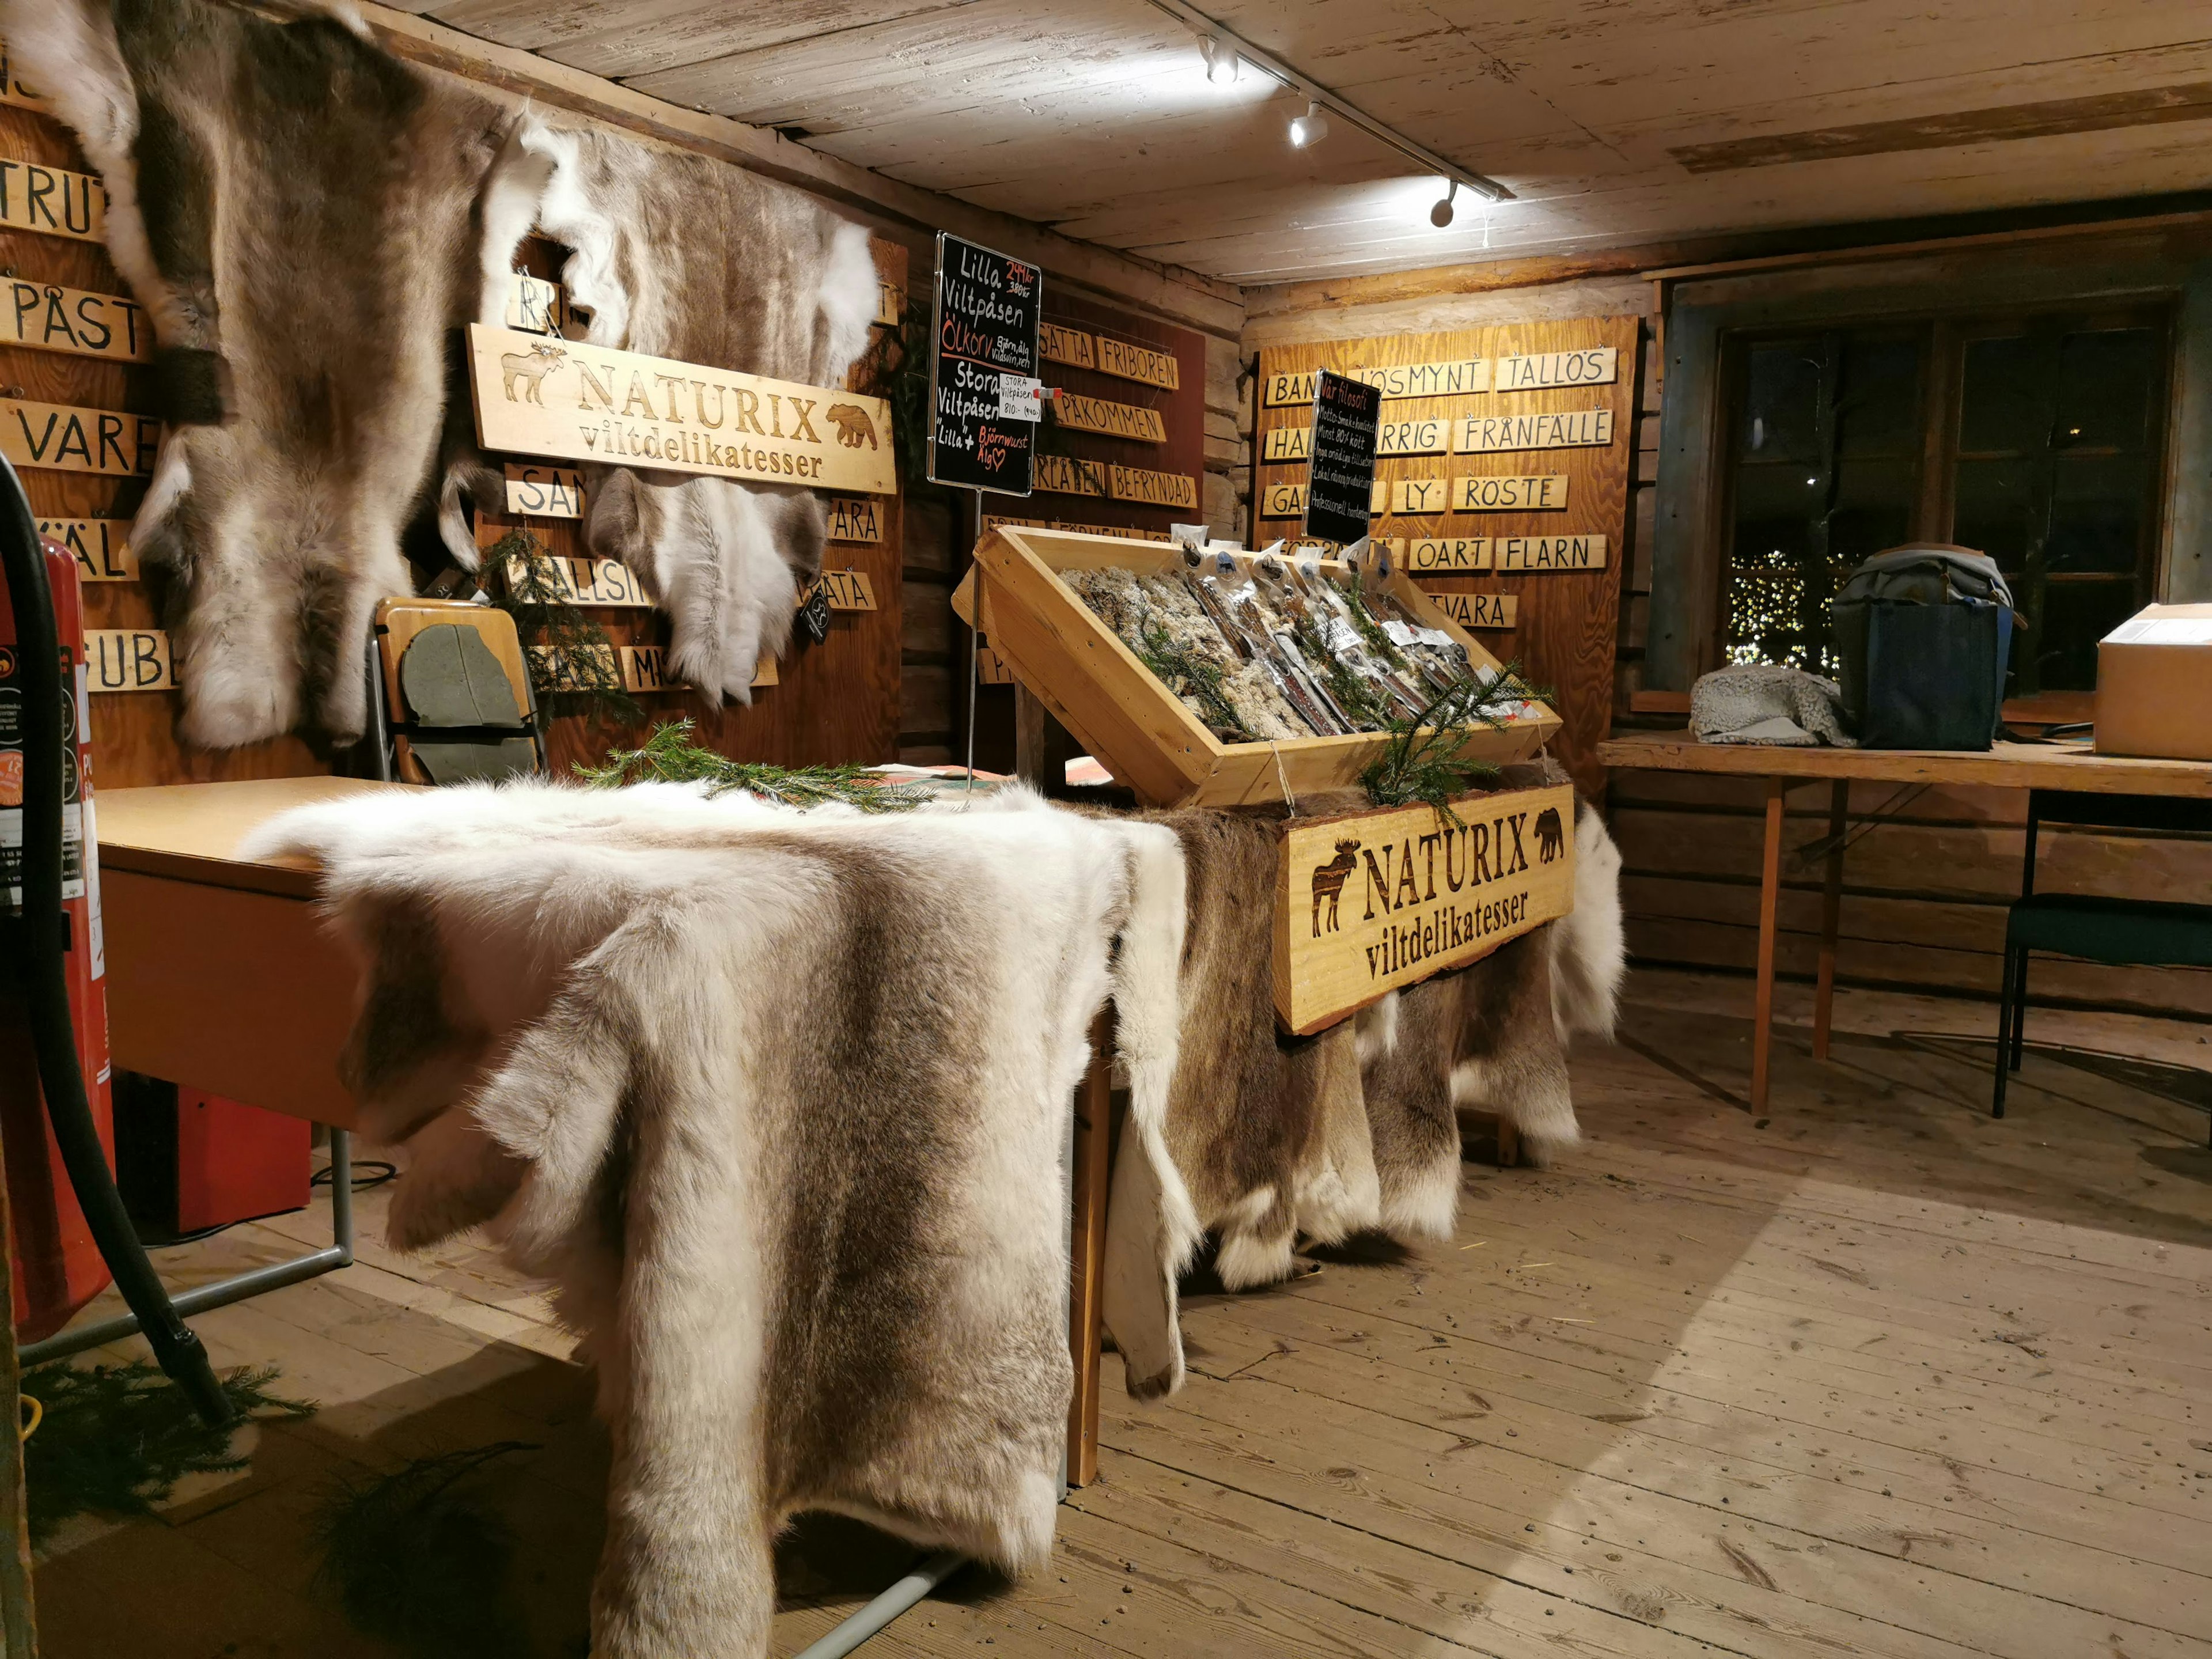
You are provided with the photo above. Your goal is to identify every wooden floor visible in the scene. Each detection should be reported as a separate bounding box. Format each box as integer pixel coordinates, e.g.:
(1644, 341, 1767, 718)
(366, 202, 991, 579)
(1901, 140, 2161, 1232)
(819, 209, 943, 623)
(26, 968, 2212, 1658)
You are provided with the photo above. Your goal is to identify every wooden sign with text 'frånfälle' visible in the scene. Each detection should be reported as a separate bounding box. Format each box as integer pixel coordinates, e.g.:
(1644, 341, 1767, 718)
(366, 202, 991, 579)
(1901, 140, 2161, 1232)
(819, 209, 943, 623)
(1274, 783, 1576, 1035)
(466, 324, 896, 495)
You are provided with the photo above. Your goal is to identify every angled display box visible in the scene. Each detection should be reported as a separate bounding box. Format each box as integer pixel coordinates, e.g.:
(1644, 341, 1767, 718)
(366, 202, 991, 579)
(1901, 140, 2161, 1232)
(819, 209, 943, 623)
(955, 525, 1560, 807)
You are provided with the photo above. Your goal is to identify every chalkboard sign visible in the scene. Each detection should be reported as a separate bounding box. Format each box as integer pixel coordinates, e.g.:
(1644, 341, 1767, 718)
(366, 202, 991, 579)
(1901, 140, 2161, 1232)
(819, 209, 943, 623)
(928, 232, 1043, 496)
(1304, 370, 1382, 546)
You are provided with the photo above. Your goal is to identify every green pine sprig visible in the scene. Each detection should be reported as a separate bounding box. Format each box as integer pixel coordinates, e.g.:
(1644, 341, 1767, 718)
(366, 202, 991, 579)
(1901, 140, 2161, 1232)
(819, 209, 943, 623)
(1359, 665, 1549, 820)
(574, 717, 931, 810)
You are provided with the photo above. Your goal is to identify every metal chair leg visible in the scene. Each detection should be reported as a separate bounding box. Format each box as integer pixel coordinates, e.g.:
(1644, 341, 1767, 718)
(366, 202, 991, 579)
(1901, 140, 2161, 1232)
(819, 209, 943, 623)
(1992, 949, 2017, 1120)
(2008, 949, 2029, 1071)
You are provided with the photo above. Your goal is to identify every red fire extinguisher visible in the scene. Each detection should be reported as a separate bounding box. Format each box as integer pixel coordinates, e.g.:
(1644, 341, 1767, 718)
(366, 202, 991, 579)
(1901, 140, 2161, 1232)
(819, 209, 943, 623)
(0, 525, 116, 1340)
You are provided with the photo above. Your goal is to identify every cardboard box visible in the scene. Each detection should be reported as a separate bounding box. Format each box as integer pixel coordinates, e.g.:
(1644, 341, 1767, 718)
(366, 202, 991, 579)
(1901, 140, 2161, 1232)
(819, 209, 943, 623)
(2094, 603, 2212, 761)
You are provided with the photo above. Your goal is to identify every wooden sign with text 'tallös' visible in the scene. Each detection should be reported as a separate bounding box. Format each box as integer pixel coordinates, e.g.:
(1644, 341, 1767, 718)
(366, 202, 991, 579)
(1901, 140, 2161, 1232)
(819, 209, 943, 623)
(1273, 783, 1575, 1035)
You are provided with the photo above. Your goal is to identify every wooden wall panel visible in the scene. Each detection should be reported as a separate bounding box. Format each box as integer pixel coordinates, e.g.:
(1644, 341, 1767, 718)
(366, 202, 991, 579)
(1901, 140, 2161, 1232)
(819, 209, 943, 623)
(0, 101, 907, 783)
(1253, 317, 1641, 794)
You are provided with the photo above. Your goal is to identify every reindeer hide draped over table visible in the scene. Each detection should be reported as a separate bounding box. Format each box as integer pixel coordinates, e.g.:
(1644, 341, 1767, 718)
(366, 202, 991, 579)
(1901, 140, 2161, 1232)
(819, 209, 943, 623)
(5, 0, 515, 747)
(247, 781, 1199, 1659)
(444, 123, 882, 702)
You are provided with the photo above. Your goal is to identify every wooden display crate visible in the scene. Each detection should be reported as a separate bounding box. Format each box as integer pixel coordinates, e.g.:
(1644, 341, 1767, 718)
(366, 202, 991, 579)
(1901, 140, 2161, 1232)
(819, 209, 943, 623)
(953, 526, 1560, 807)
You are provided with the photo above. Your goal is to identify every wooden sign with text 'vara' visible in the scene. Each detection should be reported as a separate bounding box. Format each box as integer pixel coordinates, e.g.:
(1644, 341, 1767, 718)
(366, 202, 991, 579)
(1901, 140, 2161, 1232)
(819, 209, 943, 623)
(1273, 783, 1575, 1035)
(467, 324, 896, 495)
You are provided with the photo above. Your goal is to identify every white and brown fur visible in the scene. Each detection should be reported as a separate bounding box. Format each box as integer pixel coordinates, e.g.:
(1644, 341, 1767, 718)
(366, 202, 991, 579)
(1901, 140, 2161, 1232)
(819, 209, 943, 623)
(6, 0, 513, 746)
(248, 781, 1198, 1659)
(446, 123, 880, 702)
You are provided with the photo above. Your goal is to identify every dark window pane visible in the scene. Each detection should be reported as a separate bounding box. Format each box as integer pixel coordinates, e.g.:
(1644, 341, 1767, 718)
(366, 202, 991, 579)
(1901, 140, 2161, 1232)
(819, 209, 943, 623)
(1952, 457, 2035, 569)
(2028, 579, 2140, 691)
(1959, 334, 2047, 453)
(1732, 462, 1822, 527)
(1738, 343, 1823, 461)
(2046, 454, 2147, 573)
(1836, 336, 1922, 457)
(2053, 329, 2156, 451)
(1730, 509, 1809, 573)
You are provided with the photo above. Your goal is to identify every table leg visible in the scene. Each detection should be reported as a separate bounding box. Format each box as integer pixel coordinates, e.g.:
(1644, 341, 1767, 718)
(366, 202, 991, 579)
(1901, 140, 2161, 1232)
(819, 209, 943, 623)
(1813, 780, 1848, 1062)
(1750, 778, 1787, 1112)
(1065, 1020, 1112, 1489)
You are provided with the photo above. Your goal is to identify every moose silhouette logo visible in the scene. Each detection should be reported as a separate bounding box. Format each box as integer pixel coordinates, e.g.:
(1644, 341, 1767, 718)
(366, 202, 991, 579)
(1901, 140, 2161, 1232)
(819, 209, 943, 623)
(501, 341, 567, 404)
(1309, 838, 1361, 937)
(826, 403, 878, 449)
(1533, 807, 1565, 863)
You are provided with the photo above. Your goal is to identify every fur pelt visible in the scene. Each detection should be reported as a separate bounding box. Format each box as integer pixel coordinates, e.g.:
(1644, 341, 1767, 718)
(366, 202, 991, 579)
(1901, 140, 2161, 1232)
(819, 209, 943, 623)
(247, 781, 1198, 1659)
(7, 0, 512, 746)
(1359, 797, 1628, 1181)
(1124, 806, 1377, 1305)
(445, 123, 880, 702)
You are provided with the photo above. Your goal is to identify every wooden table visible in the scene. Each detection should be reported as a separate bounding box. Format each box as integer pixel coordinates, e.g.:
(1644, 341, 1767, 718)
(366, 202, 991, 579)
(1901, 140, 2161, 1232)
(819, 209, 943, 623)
(1594, 732, 2212, 1111)
(94, 776, 1112, 1486)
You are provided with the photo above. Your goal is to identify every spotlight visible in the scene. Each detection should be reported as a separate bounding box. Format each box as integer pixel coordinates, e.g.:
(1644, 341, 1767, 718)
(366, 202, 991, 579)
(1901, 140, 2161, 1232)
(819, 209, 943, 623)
(1287, 101, 1330, 148)
(1430, 180, 1459, 228)
(1199, 35, 1239, 84)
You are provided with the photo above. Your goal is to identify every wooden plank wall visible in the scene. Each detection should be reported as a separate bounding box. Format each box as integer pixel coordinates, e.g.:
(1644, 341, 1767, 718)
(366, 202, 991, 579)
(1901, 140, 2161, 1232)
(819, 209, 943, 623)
(1252, 318, 1642, 793)
(0, 97, 906, 782)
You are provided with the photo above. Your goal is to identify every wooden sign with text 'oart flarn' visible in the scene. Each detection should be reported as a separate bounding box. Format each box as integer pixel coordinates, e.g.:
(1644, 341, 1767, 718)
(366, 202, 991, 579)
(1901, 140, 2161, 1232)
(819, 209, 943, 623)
(1273, 783, 1576, 1035)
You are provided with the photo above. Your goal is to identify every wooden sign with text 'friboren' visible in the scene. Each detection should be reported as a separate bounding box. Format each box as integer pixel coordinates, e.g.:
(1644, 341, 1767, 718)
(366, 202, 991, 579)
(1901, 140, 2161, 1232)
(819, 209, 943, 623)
(1274, 783, 1575, 1035)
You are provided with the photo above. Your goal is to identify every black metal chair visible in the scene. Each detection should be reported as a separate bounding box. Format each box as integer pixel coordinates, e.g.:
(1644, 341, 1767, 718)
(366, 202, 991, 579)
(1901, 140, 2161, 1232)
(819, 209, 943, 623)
(1994, 789, 2212, 1134)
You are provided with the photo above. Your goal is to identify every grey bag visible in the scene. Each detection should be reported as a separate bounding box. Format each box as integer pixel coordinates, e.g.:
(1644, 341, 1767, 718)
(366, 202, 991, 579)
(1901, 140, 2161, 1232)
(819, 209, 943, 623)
(1832, 546, 2016, 751)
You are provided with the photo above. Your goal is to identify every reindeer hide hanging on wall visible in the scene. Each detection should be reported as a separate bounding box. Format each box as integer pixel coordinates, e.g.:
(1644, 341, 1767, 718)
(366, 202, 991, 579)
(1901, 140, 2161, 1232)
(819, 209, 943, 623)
(446, 122, 881, 702)
(5, 0, 514, 747)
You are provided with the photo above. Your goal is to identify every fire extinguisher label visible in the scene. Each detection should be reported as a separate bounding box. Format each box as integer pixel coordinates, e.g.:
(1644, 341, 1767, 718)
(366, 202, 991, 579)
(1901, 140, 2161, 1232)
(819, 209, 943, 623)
(0, 645, 85, 907)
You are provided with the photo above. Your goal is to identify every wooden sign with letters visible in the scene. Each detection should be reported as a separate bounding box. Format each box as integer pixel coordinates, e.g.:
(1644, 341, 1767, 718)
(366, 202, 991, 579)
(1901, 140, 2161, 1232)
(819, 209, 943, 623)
(1493, 347, 1616, 392)
(503, 462, 585, 518)
(0, 158, 103, 242)
(1455, 408, 1613, 454)
(1454, 474, 1567, 512)
(1495, 534, 1606, 571)
(1376, 417, 1448, 457)
(1389, 478, 1449, 516)
(809, 569, 878, 612)
(1262, 359, 1490, 407)
(1274, 783, 1577, 1035)
(503, 272, 566, 335)
(1094, 336, 1179, 391)
(1407, 536, 1490, 573)
(467, 323, 896, 495)
(1035, 453, 1107, 497)
(1430, 591, 1518, 630)
(2, 400, 159, 476)
(1039, 323, 1096, 370)
(825, 496, 883, 543)
(975, 642, 1017, 685)
(38, 518, 135, 582)
(984, 513, 1169, 543)
(1262, 426, 1310, 463)
(0, 39, 49, 109)
(1, 280, 151, 363)
(1109, 463, 1198, 510)
(499, 552, 653, 607)
(874, 281, 902, 327)
(534, 643, 775, 693)
(1052, 393, 1167, 444)
(85, 628, 176, 692)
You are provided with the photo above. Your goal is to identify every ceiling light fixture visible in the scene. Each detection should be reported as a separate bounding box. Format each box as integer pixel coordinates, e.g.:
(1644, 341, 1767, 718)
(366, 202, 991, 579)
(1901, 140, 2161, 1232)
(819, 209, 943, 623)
(1141, 0, 1511, 204)
(1199, 35, 1239, 84)
(1287, 101, 1330, 148)
(1430, 180, 1459, 228)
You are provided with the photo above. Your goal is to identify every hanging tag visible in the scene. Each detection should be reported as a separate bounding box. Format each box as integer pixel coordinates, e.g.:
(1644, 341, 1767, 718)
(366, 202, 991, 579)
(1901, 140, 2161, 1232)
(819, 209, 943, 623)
(998, 374, 1043, 421)
(797, 581, 833, 643)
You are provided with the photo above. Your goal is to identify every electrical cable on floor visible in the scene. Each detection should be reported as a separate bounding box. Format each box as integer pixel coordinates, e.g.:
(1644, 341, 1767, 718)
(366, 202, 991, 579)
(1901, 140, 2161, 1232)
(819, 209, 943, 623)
(314, 1160, 399, 1192)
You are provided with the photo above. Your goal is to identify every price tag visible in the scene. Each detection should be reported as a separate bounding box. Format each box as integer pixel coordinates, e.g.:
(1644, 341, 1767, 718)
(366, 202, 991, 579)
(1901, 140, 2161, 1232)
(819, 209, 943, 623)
(998, 374, 1043, 421)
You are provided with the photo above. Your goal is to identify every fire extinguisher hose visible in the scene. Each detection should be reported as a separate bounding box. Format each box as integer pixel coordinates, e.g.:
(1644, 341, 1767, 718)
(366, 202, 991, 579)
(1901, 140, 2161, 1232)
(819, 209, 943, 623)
(0, 453, 234, 1428)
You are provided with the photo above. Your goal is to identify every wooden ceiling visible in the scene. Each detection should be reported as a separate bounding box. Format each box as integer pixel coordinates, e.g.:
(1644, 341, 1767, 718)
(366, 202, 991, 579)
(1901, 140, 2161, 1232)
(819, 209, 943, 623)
(403, 0, 2212, 285)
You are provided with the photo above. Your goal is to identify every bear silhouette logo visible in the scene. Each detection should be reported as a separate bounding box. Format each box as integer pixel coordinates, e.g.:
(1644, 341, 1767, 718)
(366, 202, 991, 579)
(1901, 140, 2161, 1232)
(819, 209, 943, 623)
(500, 340, 567, 404)
(1534, 807, 1565, 863)
(827, 403, 878, 449)
(1309, 838, 1360, 937)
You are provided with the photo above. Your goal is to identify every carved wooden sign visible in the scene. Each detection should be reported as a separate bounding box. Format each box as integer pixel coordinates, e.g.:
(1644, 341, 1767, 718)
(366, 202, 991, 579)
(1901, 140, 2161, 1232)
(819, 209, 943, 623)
(1110, 463, 1198, 510)
(1052, 392, 1167, 444)
(38, 517, 136, 582)
(1407, 536, 1490, 572)
(2, 400, 160, 476)
(1273, 782, 1577, 1035)
(825, 496, 883, 543)
(1454, 474, 1567, 512)
(1493, 347, 1616, 392)
(85, 628, 175, 692)
(1429, 592, 1518, 629)
(0, 158, 103, 242)
(1455, 408, 1613, 453)
(466, 323, 896, 494)
(1389, 478, 1449, 516)
(1094, 336, 1179, 391)
(1376, 417, 1449, 457)
(503, 462, 585, 518)
(1, 280, 151, 363)
(1495, 534, 1607, 571)
(1039, 323, 1096, 370)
